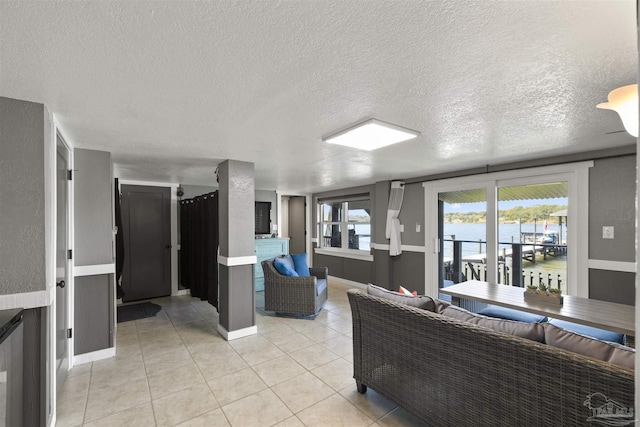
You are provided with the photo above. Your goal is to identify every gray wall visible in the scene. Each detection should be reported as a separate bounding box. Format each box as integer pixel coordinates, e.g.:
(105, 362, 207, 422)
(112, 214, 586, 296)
(313, 181, 424, 291)
(182, 184, 217, 199)
(396, 183, 424, 246)
(315, 254, 373, 284)
(370, 182, 425, 291)
(589, 269, 635, 306)
(0, 97, 48, 294)
(588, 156, 635, 262)
(373, 182, 389, 246)
(372, 182, 392, 288)
(74, 275, 113, 354)
(390, 251, 426, 294)
(315, 151, 637, 302)
(181, 184, 278, 235)
(74, 149, 113, 266)
(588, 155, 636, 304)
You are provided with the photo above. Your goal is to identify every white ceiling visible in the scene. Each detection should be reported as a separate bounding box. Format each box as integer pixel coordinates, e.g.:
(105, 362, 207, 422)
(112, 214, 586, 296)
(1, 1, 636, 193)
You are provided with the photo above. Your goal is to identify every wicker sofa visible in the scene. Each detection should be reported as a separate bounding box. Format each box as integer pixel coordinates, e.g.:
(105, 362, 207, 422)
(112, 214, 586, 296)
(261, 259, 328, 317)
(348, 289, 634, 426)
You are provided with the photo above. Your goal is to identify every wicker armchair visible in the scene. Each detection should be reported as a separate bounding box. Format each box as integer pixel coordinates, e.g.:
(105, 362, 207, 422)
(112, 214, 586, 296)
(261, 259, 328, 317)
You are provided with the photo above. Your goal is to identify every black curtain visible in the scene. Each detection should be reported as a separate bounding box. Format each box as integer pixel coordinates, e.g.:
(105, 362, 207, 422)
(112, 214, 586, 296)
(114, 178, 125, 299)
(180, 191, 219, 308)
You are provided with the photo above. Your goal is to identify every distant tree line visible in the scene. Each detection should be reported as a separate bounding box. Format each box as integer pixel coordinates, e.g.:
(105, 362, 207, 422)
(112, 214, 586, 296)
(444, 204, 566, 224)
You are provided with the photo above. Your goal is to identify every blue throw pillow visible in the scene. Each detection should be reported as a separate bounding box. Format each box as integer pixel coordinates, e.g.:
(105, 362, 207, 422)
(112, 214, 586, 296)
(478, 305, 547, 323)
(273, 258, 299, 276)
(291, 253, 310, 277)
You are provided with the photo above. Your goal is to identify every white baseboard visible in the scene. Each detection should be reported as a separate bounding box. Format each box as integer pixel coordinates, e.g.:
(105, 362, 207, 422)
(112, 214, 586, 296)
(217, 324, 258, 341)
(218, 255, 257, 266)
(73, 347, 116, 365)
(175, 288, 191, 296)
(328, 275, 367, 289)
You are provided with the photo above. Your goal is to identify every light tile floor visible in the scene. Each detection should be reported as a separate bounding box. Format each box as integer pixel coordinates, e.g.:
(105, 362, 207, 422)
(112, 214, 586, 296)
(57, 282, 426, 427)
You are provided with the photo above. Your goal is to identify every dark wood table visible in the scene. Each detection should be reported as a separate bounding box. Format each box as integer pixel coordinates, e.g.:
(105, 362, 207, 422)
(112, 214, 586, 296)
(440, 280, 635, 336)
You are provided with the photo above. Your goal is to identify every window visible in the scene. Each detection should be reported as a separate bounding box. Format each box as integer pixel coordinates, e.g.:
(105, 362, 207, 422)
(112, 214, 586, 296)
(319, 199, 371, 252)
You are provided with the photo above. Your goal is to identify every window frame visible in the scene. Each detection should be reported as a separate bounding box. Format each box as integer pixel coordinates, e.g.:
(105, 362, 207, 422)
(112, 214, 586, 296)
(316, 198, 373, 261)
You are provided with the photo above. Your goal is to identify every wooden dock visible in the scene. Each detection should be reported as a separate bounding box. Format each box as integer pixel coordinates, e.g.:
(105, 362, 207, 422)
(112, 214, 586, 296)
(461, 245, 541, 263)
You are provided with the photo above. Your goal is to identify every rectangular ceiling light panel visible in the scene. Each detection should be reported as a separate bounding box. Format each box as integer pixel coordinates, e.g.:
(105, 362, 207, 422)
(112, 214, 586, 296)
(324, 119, 419, 151)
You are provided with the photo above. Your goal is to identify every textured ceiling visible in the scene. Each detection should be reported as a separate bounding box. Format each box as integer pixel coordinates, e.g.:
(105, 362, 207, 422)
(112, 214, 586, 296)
(0, 1, 636, 193)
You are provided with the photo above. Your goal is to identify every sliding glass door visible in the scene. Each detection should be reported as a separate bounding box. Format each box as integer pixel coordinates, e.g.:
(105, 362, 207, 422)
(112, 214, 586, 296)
(438, 188, 489, 287)
(497, 180, 568, 293)
(424, 163, 590, 298)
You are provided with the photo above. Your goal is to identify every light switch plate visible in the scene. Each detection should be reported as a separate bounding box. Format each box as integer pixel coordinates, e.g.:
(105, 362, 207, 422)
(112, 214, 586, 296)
(602, 226, 614, 239)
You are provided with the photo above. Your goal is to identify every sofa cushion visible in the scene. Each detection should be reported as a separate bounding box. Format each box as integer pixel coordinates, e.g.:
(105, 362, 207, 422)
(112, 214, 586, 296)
(291, 253, 311, 277)
(608, 343, 635, 369)
(543, 323, 634, 369)
(442, 305, 545, 342)
(316, 279, 328, 296)
(548, 319, 625, 344)
(273, 255, 299, 277)
(433, 298, 451, 314)
(478, 305, 547, 323)
(367, 284, 436, 312)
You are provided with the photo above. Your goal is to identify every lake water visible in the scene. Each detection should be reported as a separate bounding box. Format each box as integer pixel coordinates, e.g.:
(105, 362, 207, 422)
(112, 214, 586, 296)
(443, 222, 567, 257)
(353, 222, 567, 256)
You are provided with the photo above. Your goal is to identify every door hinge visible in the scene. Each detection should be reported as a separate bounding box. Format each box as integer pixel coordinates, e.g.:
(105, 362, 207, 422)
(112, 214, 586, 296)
(67, 169, 73, 180)
(66, 328, 72, 339)
(67, 249, 73, 260)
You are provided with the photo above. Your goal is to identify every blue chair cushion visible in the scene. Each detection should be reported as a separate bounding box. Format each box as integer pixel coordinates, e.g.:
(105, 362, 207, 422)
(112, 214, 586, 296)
(273, 255, 298, 277)
(478, 305, 547, 323)
(291, 253, 310, 277)
(548, 319, 625, 344)
(316, 279, 327, 296)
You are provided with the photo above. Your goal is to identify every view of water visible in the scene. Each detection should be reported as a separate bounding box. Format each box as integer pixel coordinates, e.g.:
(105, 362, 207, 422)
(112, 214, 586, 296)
(354, 224, 370, 251)
(442, 222, 567, 258)
(346, 221, 566, 290)
(443, 222, 568, 291)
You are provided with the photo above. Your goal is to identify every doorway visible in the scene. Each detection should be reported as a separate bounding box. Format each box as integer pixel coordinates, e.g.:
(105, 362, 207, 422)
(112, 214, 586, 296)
(121, 185, 171, 302)
(288, 196, 306, 254)
(425, 163, 590, 299)
(55, 132, 71, 394)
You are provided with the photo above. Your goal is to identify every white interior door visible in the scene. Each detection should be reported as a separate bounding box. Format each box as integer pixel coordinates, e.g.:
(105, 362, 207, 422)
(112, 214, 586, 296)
(55, 134, 71, 392)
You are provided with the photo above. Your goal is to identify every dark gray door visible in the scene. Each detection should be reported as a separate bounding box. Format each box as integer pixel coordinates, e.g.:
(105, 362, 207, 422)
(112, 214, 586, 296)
(55, 134, 70, 393)
(121, 185, 171, 302)
(288, 196, 306, 254)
